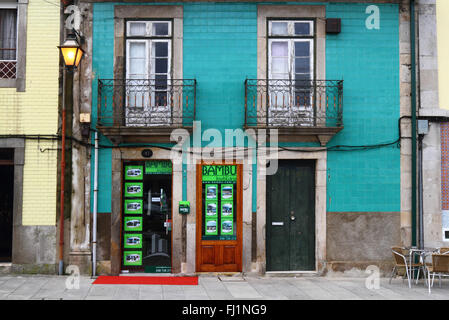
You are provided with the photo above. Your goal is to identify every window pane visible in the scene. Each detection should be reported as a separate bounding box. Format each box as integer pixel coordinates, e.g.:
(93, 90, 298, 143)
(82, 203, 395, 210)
(129, 22, 146, 36)
(155, 74, 167, 89)
(271, 73, 289, 80)
(271, 42, 287, 57)
(155, 58, 168, 73)
(129, 43, 146, 76)
(294, 42, 310, 57)
(0, 9, 17, 60)
(271, 22, 288, 36)
(153, 23, 169, 36)
(294, 22, 311, 35)
(295, 73, 311, 81)
(271, 57, 288, 74)
(129, 59, 146, 75)
(295, 57, 310, 73)
(129, 42, 145, 58)
(154, 42, 168, 57)
(155, 92, 167, 106)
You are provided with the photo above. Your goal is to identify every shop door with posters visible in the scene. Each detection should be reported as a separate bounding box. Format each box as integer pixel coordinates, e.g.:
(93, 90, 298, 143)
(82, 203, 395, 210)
(122, 160, 173, 273)
(196, 163, 242, 272)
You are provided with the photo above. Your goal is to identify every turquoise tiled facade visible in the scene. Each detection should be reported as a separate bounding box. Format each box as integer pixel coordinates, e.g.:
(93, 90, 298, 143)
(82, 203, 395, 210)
(326, 3, 400, 212)
(183, 3, 258, 132)
(91, 2, 400, 214)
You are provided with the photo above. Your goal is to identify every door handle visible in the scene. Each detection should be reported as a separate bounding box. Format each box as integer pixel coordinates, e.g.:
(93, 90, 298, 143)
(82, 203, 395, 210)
(164, 215, 172, 234)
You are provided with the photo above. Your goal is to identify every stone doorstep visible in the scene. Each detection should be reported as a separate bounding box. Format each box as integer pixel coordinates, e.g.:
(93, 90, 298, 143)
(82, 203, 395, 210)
(218, 275, 246, 282)
(0, 263, 12, 274)
(117, 272, 197, 277)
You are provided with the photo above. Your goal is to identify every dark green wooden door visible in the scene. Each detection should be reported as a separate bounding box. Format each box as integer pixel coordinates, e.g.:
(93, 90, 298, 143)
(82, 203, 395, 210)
(266, 160, 315, 271)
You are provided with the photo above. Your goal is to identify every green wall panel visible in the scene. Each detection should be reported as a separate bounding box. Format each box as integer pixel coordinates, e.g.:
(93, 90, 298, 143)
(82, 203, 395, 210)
(91, 2, 400, 214)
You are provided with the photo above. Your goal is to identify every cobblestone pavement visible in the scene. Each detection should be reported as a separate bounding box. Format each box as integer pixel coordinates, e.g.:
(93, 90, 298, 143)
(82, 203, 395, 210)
(0, 274, 448, 300)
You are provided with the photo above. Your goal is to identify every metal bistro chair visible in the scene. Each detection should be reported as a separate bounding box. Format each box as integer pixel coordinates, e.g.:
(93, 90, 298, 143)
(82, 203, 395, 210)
(390, 246, 423, 288)
(426, 253, 449, 294)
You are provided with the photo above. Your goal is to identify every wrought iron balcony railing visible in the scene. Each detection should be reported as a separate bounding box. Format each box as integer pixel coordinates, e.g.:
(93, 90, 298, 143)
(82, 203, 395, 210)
(244, 79, 343, 129)
(97, 79, 196, 128)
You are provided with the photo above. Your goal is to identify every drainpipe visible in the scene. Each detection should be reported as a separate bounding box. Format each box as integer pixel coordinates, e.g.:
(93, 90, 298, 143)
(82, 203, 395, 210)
(59, 68, 67, 275)
(410, 0, 418, 247)
(59, 64, 74, 275)
(92, 131, 99, 277)
(418, 133, 424, 249)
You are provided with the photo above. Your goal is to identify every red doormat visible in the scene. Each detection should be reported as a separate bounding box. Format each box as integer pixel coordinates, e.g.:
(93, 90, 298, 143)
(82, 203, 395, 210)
(93, 276, 198, 286)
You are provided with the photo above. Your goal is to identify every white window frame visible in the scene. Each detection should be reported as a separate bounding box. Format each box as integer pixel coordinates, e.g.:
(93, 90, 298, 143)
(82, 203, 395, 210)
(126, 20, 172, 38)
(126, 39, 149, 80)
(125, 20, 172, 111)
(149, 38, 172, 107)
(268, 20, 314, 37)
(268, 23, 314, 111)
(126, 39, 149, 108)
(268, 38, 314, 81)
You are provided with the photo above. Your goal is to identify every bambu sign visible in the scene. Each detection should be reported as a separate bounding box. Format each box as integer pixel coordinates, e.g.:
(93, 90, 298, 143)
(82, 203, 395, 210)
(202, 165, 237, 183)
(145, 161, 172, 175)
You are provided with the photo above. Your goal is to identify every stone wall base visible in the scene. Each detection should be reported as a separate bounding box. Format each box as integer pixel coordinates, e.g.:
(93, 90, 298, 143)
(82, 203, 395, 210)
(324, 261, 395, 277)
(10, 263, 57, 274)
(69, 252, 92, 275)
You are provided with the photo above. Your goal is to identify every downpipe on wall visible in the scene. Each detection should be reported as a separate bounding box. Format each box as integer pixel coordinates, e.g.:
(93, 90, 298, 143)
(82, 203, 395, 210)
(92, 131, 99, 277)
(59, 107, 66, 275)
(59, 67, 70, 275)
(418, 133, 424, 249)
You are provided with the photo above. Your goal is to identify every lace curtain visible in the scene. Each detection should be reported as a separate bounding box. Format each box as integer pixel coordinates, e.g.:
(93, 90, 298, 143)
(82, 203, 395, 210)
(0, 9, 17, 60)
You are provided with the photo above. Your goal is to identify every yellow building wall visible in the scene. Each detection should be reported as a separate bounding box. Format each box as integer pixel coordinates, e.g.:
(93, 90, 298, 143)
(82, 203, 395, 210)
(0, 1, 60, 225)
(437, 0, 449, 110)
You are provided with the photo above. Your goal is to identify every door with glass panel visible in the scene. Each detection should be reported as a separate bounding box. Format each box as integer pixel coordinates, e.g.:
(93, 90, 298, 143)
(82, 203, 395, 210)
(125, 20, 172, 126)
(122, 161, 173, 273)
(268, 20, 314, 126)
(196, 163, 243, 272)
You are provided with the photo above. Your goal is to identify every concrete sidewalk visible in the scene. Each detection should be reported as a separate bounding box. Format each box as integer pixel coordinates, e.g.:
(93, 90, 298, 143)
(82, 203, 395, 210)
(0, 274, 448, 300)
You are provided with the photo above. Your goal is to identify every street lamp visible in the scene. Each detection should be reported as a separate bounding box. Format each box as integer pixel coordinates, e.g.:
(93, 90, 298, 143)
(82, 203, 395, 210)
(58, 31, 84, 70)
(57, 29, 84, 276)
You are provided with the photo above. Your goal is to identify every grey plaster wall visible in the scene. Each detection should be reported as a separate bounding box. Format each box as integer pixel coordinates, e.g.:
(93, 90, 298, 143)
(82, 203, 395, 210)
(417, 0, 449, 248)
(68, 1, 93, 275)
(326, 212, 401, 272)
(0, 139, 57, 274)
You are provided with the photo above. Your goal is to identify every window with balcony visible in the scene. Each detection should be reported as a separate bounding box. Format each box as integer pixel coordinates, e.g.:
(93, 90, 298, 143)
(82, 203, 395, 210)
(268, 20, 315, 126)
(97, 6, 194, 143)
(245, 7, 343, 145)
(125, 20, 173, 126)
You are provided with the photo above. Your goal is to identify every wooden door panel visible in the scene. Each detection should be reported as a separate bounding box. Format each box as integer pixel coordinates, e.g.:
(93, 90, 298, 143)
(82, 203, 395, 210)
(290, 162, 315, 271)
(267, 165, 291, 271)
(223, 246, 236, 265)
(267, 160, 315, 271)
(201, 246, 215, 265)
(197, 244, 239, 271)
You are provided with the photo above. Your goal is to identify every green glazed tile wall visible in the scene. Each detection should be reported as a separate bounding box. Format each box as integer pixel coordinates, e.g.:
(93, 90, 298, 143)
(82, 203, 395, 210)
(325, 3, 400, 212)
(91, 2, 400, 213)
